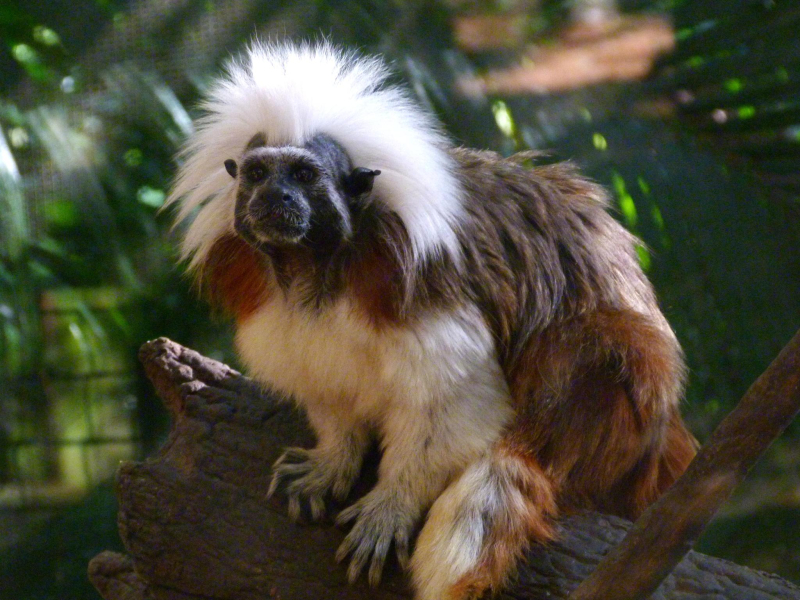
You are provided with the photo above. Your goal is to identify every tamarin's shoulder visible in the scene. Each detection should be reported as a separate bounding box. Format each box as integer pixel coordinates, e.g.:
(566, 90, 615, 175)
(449, 146, 611, 221)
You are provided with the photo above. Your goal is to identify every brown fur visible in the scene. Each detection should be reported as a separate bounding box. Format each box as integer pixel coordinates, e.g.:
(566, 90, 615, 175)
(345, 210, 411, 327)
(443, 149, 697, 597)
(204, 234, 273, 322)
(203, 147, 696, 599)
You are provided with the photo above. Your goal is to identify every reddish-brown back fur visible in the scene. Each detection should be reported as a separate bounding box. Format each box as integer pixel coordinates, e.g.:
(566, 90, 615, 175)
(448, 147, 695, 510)
(506, 307, 694, 516)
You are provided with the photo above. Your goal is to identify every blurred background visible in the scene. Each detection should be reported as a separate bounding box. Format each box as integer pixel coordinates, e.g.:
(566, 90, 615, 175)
(1, 0, 798, 598)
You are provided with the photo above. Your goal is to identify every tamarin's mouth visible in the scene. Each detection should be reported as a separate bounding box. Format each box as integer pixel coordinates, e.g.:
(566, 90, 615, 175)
(240, 208, 310, 245)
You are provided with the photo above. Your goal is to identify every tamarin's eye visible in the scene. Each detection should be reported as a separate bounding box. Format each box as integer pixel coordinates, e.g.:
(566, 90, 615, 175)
(293, 167, 315, 183)
(246, 166, 266, 183)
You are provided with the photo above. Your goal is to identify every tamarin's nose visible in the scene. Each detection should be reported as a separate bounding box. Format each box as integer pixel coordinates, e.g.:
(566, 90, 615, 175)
(270, 186, 298, 205)
(255, 187, 298, 216)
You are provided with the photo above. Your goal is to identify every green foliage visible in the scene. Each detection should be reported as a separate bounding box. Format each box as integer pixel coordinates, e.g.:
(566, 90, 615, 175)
(0, 6, 234, 533)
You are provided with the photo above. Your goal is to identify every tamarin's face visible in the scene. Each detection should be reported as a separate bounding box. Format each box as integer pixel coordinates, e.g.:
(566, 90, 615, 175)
(225, 133, 380, 253)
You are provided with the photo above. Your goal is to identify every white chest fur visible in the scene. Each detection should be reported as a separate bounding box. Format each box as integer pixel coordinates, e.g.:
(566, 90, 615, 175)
(235, 294, 513, 442)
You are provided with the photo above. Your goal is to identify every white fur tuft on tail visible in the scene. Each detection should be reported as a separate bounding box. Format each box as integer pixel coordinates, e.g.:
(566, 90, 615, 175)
(411, 451, 556, 600)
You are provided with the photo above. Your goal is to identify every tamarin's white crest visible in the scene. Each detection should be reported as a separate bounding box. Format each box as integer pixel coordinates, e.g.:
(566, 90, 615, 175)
(167, 41, 697, 600)
(170, 41, 463, 272)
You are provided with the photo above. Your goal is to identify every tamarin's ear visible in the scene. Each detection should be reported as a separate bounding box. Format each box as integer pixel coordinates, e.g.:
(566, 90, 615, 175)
(344, 167, 381, 198)
(246, 132, 267, 151)
(224, 159, 238, 179)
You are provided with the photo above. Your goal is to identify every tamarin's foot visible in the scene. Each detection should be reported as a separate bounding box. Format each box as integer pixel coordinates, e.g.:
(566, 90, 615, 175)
(335, 487, 417, 586)
(268, 446, 362, 521)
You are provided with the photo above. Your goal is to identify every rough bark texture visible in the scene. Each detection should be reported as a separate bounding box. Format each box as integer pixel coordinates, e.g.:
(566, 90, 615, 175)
(88, 338, 800, 600)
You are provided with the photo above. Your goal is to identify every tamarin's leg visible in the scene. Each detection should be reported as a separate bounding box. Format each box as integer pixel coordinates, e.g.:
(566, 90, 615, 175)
(507, 307, 695, 516)
(412, 308, 696, 600)
(411, 390, 691, 600)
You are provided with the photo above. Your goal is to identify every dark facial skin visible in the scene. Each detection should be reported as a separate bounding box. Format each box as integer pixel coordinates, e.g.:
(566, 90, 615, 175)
(225, 134, 379, 254)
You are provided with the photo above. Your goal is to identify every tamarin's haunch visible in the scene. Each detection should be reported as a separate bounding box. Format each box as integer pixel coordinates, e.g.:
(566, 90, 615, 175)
(167, 41, 697, 600)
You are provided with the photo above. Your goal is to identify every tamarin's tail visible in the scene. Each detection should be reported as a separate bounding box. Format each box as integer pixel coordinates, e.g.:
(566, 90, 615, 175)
(410, 413, 696, 600)
(410, 445, 557, 600)
(596, 407, 698, 520)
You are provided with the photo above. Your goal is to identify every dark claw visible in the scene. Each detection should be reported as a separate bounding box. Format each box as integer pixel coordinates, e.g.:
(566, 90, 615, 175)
(267, 447, 313, 498)
(395, 529, 410, 570)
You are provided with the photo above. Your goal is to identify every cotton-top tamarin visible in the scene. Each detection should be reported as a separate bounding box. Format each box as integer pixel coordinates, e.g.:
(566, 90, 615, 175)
(167, 41, 697, 600)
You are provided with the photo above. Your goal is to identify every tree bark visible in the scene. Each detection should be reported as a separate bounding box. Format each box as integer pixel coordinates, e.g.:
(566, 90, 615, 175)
(88, 338, 800, 600)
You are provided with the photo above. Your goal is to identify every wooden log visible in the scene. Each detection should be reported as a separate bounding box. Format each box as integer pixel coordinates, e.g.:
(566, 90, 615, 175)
(88, 338, 800, 600)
